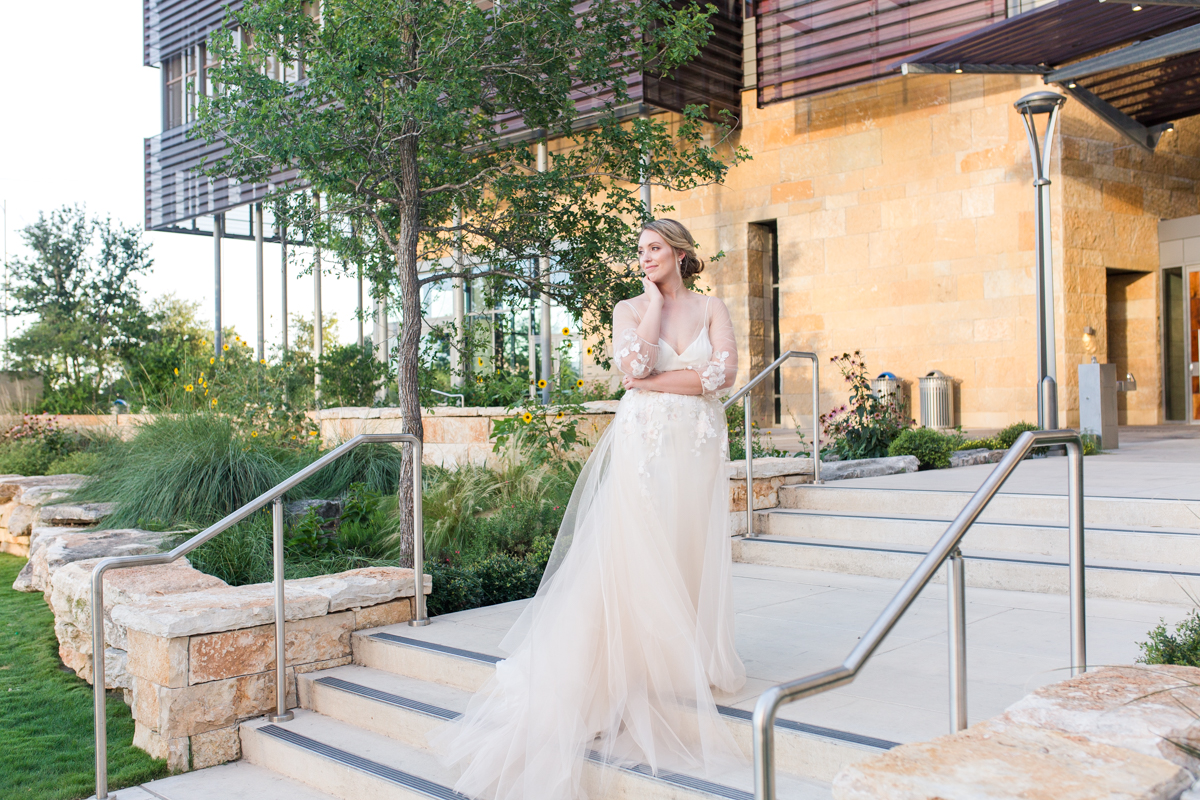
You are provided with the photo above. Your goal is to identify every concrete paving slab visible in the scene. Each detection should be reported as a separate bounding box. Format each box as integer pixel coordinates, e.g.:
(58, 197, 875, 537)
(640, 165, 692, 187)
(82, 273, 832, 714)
(133, 761, 337, 799)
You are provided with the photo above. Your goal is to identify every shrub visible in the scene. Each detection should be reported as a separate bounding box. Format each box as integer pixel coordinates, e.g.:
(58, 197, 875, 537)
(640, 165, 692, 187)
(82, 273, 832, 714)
(959, 437, 1002, 451)
(0, 416, 107, 477)
(1137, 611, 1200, 667)
(78, 413, 295, 529)
(427, 539, 553, 616)
(317, 343, 389, 407)
(46, 450, 102, 476)
(887, 427, 962, 470)
(821, 352, 911, 461)
(996, 421, 1039, 450)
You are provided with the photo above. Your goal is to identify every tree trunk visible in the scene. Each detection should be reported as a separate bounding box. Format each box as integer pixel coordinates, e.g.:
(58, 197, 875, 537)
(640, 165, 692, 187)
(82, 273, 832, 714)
(392, 121, 424, 570)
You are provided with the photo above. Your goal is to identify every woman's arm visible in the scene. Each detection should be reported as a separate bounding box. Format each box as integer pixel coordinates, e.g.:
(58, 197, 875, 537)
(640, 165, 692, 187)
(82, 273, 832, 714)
(612, 299, 660, 378)
(622, 369, 703, 395)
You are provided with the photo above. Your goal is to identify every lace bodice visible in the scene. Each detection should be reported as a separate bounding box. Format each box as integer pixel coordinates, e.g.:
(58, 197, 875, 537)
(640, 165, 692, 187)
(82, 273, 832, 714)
(612, 295, 738, 398)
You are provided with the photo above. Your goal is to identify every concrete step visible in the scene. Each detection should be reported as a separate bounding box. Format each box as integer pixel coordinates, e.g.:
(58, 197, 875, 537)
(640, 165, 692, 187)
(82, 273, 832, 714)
(733, 536, 1200, 605)
(760, 509, 1200, 567)
(242, 708, 833, 800)
(97, 761, 340, 800)
(777, 485, 1200, 530)
(349, 631, 894, 783)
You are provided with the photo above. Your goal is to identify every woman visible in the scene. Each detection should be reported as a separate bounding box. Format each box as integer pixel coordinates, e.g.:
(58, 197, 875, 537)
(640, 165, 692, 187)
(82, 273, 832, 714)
(435, 219, 745, 799)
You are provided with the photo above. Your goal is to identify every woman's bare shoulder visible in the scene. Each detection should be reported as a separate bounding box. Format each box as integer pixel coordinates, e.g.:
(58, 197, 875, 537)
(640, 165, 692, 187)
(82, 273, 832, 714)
(617, 294, 651, 313)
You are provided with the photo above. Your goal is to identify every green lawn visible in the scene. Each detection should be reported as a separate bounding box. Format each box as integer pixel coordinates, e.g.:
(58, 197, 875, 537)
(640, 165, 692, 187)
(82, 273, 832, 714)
(0, 553, 167, 799)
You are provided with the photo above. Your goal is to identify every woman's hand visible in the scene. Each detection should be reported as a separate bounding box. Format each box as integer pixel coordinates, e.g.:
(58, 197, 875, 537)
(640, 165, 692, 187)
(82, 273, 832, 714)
(641, 276, 663, 304)
(621, 374, 642, 392)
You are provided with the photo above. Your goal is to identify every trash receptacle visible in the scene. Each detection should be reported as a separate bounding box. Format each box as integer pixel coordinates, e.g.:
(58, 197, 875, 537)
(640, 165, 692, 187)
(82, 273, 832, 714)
(919, 370, 954, 429)
(871, 372, 901, 405)
(1078, 361, 1118, 449)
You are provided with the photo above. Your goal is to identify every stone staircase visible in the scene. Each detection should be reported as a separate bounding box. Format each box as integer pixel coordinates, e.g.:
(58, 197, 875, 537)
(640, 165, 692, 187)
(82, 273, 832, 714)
(228, 629, 895, 799)
(735, 485, 1200, 605)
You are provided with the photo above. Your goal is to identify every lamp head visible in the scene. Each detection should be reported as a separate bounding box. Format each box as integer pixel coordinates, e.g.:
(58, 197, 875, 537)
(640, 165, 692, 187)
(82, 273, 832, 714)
(1014, 91, 1067, 116)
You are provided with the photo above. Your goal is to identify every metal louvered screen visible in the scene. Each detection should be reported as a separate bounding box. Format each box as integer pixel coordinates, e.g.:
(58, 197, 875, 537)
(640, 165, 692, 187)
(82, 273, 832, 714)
(755, 0, 1006, 106)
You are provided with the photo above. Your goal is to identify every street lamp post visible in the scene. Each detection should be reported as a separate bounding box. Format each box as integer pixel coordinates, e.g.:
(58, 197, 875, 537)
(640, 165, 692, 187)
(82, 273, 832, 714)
(1015, 91, 1066, 430)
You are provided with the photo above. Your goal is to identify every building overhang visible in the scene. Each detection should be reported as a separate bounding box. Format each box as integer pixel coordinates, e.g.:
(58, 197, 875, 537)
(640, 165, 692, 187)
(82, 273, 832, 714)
(896, 0, 1200, 151)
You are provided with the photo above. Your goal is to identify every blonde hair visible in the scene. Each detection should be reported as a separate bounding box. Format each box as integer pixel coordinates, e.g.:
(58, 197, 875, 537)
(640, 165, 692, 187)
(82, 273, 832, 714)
(641, 219, 704, 279)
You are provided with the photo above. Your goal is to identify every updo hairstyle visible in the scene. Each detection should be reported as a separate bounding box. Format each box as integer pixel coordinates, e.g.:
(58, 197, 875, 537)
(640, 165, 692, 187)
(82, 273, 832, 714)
(641, 219, 704, 280)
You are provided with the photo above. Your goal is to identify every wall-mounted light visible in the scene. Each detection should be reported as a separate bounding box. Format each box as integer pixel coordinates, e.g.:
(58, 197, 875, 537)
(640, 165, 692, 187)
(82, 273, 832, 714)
(1083, 326, 1096, 336)
(1132, 3, 1143, 9)
(1067, 82, 1077, 89)
(953, 63, 963, 74)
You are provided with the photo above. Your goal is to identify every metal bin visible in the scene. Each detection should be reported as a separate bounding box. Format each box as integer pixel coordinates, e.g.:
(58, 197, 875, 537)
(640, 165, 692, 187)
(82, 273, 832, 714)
(919, 370, 954, 429)
(871, 372, 902, 405)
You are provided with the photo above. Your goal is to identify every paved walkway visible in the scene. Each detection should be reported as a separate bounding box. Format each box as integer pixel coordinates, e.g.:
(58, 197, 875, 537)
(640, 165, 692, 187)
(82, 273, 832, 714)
(765, 425, 1200, 501)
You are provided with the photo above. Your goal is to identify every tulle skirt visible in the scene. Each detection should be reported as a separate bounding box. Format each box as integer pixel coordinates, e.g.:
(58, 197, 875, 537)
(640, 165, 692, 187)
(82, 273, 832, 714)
(432, 388, 747, 800)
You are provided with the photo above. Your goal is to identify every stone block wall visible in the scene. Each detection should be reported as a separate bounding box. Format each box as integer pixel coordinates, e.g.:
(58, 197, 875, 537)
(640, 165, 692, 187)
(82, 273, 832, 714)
(314, 401, 619, 467)
(0, 475, 101, 558)
(43, 553, 430, 773)
(653, 74, 1200, 430)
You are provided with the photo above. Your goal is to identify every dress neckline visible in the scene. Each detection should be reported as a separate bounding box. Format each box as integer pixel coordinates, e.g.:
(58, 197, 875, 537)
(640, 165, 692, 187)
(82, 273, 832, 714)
(659, 326, 708, 356)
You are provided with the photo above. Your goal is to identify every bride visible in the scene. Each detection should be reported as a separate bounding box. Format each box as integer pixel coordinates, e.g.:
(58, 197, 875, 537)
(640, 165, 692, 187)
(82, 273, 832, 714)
(434, 219, 746, 799)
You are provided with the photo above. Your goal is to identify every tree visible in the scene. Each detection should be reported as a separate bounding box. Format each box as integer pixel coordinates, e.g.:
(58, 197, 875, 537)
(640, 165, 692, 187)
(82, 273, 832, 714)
(197, 0, 747, 559)
(8, 206, 154, 410)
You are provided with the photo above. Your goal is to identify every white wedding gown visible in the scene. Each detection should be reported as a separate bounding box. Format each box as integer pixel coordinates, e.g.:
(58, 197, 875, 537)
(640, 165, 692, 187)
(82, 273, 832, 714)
(434, 295, 746, 800)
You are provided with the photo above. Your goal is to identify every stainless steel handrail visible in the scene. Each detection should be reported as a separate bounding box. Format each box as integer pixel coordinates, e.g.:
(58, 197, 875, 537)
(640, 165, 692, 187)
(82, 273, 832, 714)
(724, 351, 821, 538)
(430, 389, 465, 407)
(752, 429, 1085, 800)
(91, 433, 426, 800)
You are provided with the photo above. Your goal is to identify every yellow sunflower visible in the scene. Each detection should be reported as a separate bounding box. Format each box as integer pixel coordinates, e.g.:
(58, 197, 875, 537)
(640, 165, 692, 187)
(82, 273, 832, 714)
(209, 357, 215, 365)
(576, 379, 584, 388)
(586, 346, 593, 356)
(309, 431, 318, 436)
(223, 343, 230, 352)
(521, 412, 533, 424)
(251, 431, 258, 438)
(537, 379, 547, 389)
(561, 327, 570, 336)
(211, 397, 218, 407)
(259, 359, 267, 365)
(478, 357, 484, 366)
(173, 367, 179, 376)
(184, 384, 194, 392)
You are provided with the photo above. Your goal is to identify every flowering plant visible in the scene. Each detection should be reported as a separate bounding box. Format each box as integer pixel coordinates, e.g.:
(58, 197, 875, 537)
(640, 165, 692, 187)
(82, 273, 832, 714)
(820, 351, 912, 461)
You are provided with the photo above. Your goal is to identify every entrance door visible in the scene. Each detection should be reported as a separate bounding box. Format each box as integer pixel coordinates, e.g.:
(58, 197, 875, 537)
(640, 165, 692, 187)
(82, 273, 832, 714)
(1190, 268, 1200, 423)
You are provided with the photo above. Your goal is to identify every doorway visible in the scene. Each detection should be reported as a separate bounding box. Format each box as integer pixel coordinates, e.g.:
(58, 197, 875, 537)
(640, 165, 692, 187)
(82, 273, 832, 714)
(1166, 265, 1200, 423)
(1190, 267, 1200, 423)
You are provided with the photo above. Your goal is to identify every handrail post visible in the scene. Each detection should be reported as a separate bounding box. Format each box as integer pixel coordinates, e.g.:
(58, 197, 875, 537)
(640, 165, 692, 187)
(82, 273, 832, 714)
(753, 689, 781, 800)
(1067, 439, 1086, 674)
(811, 356, 821, 485)
(408, 436, 429, 626)
(92, 563, 109, 800)
(269, 498, 294, 723)
(947, 547, 967, 733)
(745, 394, 754, 538)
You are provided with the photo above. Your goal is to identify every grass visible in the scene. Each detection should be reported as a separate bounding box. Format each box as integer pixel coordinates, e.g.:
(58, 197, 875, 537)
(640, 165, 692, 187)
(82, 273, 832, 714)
(76, 413, 406, 531)
(0, 553, 167, 799)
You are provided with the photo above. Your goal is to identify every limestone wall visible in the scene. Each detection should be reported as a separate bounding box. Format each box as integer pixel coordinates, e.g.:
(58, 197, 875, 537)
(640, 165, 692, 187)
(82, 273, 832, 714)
(314, 401, 620, 467)
(655, 74, 1200, 430)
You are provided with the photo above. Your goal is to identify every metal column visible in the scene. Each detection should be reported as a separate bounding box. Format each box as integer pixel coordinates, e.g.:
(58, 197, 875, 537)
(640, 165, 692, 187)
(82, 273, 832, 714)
(1015, 92, 1066, 430)
(313, 193, 323, 403)
(268, 498, 294, 723)
(214, 213, 224, 356)
(947, 548, 967, 733)
(640, 112, 652, 213)
(280, 221, 289, 356)
(452, 207, 465, 389)
(374, 289, 389, 402)
(538, 142, 552, 404)
(255, 203, 265, 361)
(353, 221, 364, 350)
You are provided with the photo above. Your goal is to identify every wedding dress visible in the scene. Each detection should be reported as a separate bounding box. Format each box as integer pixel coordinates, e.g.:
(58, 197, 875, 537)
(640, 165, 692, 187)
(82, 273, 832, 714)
(434, 294, 746, 800)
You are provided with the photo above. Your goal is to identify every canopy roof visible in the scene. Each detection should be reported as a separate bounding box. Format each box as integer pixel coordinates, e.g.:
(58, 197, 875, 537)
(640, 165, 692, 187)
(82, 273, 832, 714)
(898, 0, 1200, 150)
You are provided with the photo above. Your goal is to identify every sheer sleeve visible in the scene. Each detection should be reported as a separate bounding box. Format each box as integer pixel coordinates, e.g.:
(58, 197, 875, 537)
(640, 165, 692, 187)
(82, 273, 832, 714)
(612, 300, 660, 378)
(689, 299, 738, 398)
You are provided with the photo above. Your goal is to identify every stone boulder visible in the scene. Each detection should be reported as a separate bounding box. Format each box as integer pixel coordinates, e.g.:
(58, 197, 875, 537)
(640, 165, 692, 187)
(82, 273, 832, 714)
(820, 455, 919, 481)
(0, 474, 89, 558)
(997, 665, 1200, 773)
(950, 448, 1007, 468)
(833, 720, 1191, 800)
(38, 501, 115, 526)
(18, 526, 175, 595)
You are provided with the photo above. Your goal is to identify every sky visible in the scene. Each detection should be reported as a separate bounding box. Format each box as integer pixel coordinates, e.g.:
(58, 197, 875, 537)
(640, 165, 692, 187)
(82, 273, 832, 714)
(0, 1, 365, 351)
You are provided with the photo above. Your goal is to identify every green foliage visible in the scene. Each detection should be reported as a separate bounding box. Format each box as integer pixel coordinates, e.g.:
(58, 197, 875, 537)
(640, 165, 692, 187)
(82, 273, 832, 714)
(888, 427, 963, 470)
(996, 422, 1040, 449)
(726, 401, 792, 460)
(79, 411, 408, 531)
(8, 205, 155, 413)
(77, 413, 297, 530)
(0, 553, 167, 797)
(1137, 610, 1200, 667)
(491, 406, 584, 465)
(118, 295, 211, 407)
(1081, 433, 1101, 456)
(821, 352, 912, 461)
(960, 437, 1003, 451)
(427, 548, 550, 616)
(318, 342, 389, 408)
(0, 415, 108, 477)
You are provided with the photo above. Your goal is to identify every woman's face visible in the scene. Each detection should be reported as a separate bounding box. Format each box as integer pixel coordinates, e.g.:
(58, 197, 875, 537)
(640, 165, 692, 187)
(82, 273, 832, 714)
(637, 229, 679, 284)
